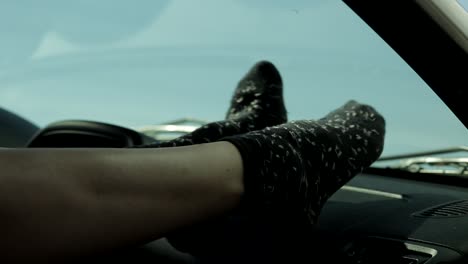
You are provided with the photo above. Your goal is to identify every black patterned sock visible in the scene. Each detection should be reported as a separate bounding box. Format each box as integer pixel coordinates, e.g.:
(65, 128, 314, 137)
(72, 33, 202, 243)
(137, 61, 287, 148)
(224, 100, 386, 225)
(167, 101, 385, 258)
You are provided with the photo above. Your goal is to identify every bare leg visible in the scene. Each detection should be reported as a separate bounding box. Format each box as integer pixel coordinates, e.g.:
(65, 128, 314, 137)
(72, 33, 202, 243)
(0, 142, 243, 262)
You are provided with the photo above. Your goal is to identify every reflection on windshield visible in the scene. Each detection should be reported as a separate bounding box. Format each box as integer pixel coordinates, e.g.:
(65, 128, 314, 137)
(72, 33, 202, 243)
(0, 0, 466, 156)
(0, 0, 167, 64)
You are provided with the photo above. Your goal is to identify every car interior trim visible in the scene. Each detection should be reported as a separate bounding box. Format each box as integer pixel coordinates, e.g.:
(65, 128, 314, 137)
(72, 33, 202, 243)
(416, 0, 468, 53)
(341, 185, 404, 199)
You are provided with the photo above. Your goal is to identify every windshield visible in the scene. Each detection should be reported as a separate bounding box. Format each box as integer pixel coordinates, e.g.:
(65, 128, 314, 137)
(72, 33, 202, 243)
(0, 0, 467, 156)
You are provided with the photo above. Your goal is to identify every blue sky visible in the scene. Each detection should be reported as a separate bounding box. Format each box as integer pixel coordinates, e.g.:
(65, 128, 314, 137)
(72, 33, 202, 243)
(460, 0, 468, 10)
(0, 0, 466, 155)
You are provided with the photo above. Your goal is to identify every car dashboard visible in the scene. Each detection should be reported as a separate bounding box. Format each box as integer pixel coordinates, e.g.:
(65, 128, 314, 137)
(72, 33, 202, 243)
(18, 119, 468, 263)
(88, 172, 468, 264)
(315, 173, 468, 264)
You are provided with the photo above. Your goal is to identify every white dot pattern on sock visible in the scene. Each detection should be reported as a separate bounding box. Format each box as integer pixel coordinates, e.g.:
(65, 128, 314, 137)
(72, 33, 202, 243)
(224, 100, 386, 226)
(136, 61, 286, 149)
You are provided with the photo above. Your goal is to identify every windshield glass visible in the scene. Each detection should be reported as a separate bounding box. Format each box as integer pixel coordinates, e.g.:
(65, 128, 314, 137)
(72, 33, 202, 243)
(0, 0, 466, 156)
(459, 0, 468, 11)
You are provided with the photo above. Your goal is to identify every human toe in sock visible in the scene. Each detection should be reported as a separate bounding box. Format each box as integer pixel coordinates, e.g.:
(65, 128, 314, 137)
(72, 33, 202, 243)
(224, 100, 386, 225)
(138, 60, 287, 148)
(169, 100, 386, 259)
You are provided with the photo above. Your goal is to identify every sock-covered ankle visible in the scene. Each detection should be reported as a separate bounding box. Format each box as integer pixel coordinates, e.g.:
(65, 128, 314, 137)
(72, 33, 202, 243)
(167, 100, 385, 257)
(137, 61, 287, 148)
(223, 100, 386, 225)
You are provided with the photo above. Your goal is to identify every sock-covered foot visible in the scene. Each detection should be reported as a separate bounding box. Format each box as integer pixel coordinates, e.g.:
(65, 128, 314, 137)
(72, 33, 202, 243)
(224, 100, 386, 225)
(137, 60, 287, 148)
(167, 100, 385, 258)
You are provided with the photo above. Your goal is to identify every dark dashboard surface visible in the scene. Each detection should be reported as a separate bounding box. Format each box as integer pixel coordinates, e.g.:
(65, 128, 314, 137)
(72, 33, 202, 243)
(94, 172, 468, 264)
(22, 120, 468, 263)
(316, 173, 468, 264)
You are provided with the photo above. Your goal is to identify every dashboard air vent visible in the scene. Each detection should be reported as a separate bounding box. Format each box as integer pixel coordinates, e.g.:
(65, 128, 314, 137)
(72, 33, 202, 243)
(413, 200, 468, 218)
